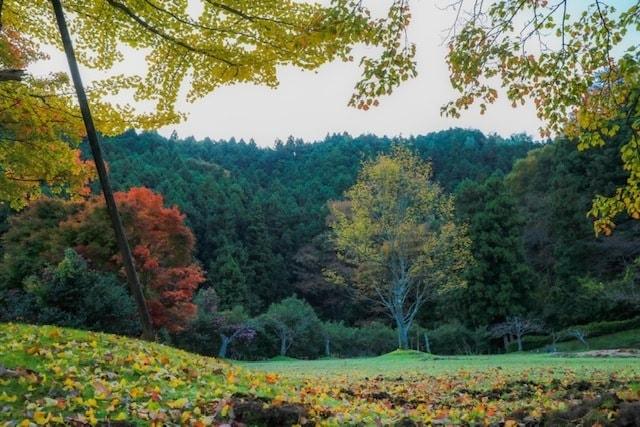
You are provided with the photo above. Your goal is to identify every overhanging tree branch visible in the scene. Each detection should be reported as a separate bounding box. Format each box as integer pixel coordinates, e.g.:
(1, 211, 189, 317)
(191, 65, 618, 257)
(105, 0, 237, 66)
(0, 69, 25, 82)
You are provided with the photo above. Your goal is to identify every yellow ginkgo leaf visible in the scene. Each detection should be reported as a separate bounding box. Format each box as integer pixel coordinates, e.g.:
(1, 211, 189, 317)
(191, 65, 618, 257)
(167, 397, 188, 409)
(0, 392, 17, 402)
(32, 411, 50, 426)
(129, 387, 144, 399)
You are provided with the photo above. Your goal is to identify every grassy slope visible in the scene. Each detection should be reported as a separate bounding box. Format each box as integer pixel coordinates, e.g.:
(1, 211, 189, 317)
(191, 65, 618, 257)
(0, 323, 294, 426)
(550, 328, 640, 352)
(2, 323, 640, 426)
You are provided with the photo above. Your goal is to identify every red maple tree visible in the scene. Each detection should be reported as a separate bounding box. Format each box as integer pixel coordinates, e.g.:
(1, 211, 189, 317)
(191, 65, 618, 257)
(63, 187, 204, 332)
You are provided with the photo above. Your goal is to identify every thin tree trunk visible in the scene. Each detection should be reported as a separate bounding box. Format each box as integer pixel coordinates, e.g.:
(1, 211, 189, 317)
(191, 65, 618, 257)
(51, 0, 154, 341)
(423, 332, 431, 353)
(325, 337, 330, 357)
(280, 336, 288, 356)
(517, 334, 523, 352)
(218, 335, 231, 358)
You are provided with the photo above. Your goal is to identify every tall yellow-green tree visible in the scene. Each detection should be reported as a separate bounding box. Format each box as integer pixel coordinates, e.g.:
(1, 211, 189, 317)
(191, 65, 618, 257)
(444, 0, 639, 235)
(329, 148, 471, 349)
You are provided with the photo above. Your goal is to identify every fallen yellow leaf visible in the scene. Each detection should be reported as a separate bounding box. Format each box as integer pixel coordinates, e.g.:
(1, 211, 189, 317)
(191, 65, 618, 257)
(167, 397, 188, 409)
(33, 411, 50, 426)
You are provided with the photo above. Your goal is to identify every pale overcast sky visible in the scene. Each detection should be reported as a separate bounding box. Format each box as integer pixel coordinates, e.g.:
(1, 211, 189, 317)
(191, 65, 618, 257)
(35, 1, 550, 146)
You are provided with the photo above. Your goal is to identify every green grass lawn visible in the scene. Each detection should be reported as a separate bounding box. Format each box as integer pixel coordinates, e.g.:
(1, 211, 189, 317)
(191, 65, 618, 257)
(2, 323, 640, 426)
(241, 349, 640, 379)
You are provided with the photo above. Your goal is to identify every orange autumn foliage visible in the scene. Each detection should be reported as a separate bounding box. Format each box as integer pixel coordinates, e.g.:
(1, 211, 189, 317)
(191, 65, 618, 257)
(64, 187, 204, 332)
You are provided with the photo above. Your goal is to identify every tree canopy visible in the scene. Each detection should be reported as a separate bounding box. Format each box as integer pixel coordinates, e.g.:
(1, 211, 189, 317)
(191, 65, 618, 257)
(445, 0, 640, 234)
(330, 148, 472, 349)
(5, 0, 416, 125)
(260, 296, 320, 356)
(0, 29, 94, 208)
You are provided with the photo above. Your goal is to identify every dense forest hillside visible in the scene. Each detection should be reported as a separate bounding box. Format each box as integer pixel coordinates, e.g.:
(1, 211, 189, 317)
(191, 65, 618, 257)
(2, 128, 639, 358)
(96, 129, 535, 314)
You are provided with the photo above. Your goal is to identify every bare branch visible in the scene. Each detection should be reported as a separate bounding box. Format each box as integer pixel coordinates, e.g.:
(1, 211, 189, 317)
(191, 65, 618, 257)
(0, 69, 25, 82)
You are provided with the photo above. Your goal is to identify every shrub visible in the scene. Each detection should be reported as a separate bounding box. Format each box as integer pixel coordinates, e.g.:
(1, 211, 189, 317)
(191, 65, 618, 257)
(506, 335, 549, 352)
(1, 249, 139, 336)
(321, 321, 357, 357)
(429, 321, 490, 355)
(354, 321, 397, 356)
(0, 288, 39, 323)
(577, 317, 640, 338)
(81, 275, 140, 335)
(260, 296, 323, 358)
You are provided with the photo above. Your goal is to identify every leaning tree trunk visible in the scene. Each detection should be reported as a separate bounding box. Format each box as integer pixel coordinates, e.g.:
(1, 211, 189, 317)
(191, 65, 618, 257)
(324, 337, 331, 357)
(50, 0, 155, 341)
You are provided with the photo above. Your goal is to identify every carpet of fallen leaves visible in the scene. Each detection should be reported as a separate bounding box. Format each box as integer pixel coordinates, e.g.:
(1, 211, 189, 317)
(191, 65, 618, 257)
(1, 323, 640, 426)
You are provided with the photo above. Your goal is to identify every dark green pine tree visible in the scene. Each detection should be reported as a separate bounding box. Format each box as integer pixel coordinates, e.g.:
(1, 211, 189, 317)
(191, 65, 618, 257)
(208, 241, 249, 310)
(456, 174, 533, 326)
(242, 198, 289, 313)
